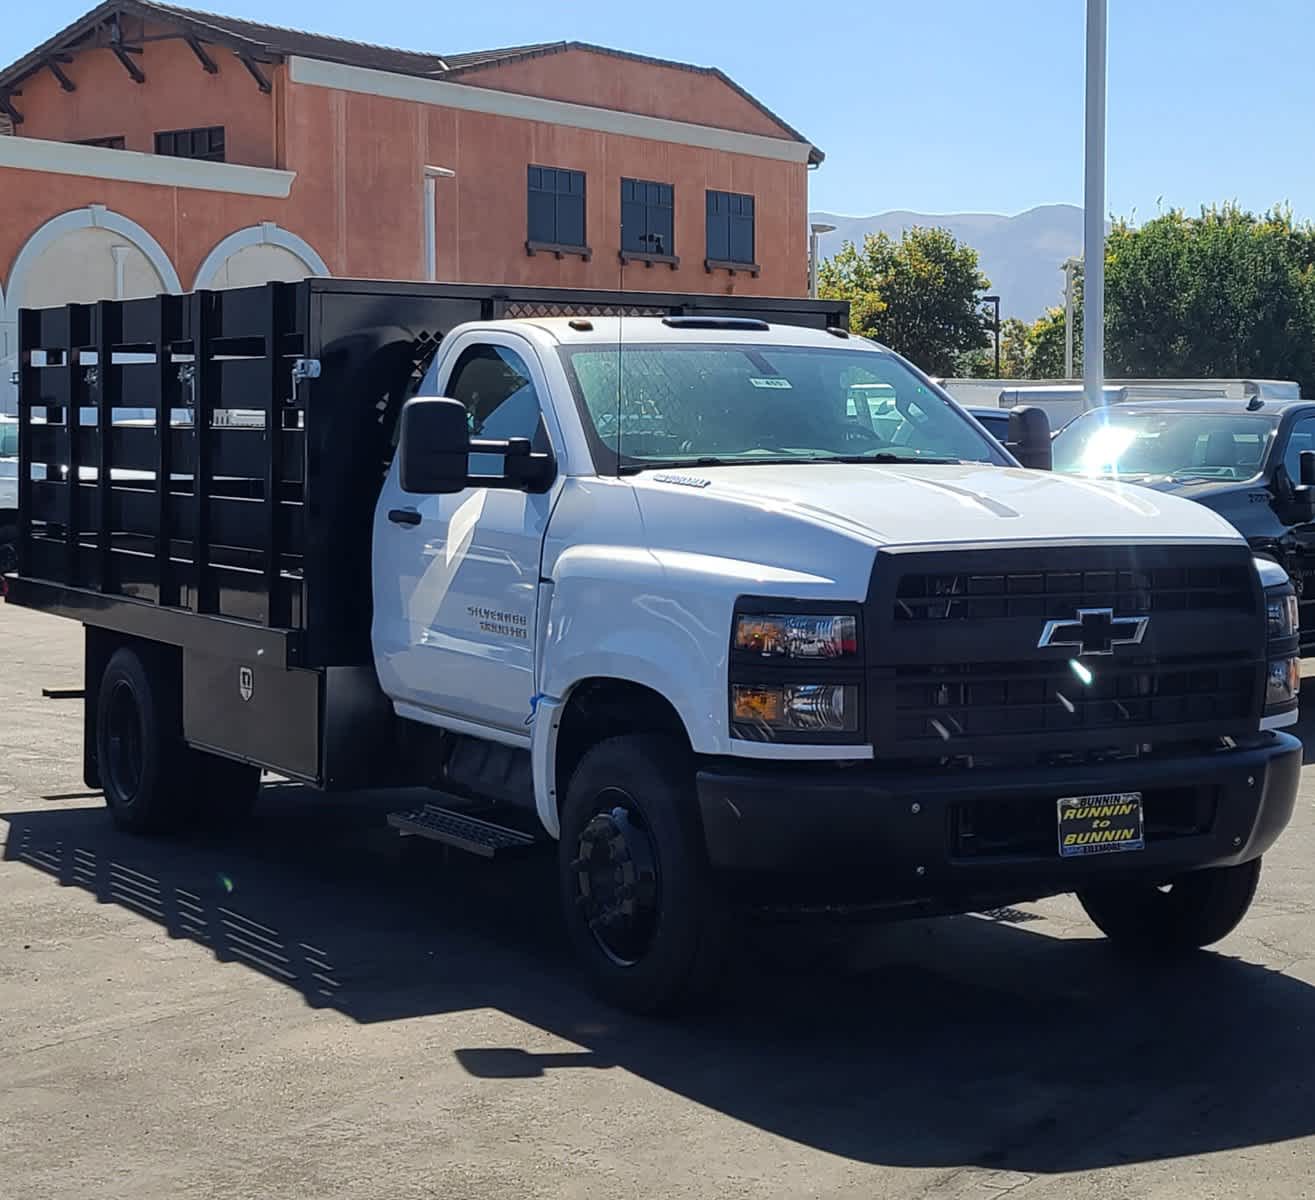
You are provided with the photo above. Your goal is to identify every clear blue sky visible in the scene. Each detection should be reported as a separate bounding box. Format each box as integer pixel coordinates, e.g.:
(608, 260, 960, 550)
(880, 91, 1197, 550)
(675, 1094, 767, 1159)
(4, 0, 1311, 220)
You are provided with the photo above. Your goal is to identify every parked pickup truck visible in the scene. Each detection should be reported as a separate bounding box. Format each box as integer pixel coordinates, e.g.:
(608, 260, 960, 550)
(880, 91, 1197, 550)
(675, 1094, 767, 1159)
(4, 280, 1302, 1012)
(1052, 397, 1315, 654)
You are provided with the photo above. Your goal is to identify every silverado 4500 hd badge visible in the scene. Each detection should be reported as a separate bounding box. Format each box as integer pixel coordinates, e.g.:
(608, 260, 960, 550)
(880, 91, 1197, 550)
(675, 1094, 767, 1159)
(468, 605, 528, 640)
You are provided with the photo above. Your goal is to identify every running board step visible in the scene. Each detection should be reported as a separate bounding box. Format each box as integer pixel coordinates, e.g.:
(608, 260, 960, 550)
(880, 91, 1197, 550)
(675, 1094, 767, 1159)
(387, 804, 538, 858)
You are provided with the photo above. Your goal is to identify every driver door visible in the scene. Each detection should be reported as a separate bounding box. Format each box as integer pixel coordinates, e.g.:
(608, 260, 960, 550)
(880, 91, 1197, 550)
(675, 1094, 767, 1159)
(373, 334, 559, 736)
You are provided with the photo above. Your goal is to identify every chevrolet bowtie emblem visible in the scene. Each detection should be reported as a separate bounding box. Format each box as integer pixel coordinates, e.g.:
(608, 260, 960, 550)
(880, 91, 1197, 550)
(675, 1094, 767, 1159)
(1038, 607, 1148, 656)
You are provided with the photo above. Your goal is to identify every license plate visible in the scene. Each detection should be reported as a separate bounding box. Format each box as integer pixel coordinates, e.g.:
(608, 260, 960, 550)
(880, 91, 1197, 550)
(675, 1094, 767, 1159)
(1057, 792, 1145, 858)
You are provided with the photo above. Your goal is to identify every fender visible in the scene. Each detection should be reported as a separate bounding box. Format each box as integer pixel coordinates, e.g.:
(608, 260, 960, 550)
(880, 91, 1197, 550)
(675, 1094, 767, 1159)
(529, 540, 875, 835)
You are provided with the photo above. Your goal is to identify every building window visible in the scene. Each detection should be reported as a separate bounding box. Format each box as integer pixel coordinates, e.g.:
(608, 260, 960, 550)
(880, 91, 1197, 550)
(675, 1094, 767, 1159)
(620, 179, 676, 265)
(706, 190, 759, 274)
(77, 135, 126, 150)
(526, 165, 588, 258)
(155, 126, 226, 162)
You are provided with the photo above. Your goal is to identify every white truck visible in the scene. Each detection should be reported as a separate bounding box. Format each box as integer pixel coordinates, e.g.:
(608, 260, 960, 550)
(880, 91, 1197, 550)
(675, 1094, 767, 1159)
(6, 280, 1302, 1012)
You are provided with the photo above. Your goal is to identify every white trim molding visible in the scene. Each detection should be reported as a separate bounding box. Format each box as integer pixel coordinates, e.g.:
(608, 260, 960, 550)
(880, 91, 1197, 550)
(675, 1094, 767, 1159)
(193, 221, 331, 289)
(2, 205, 183, 322)
(289, 56, 813, 165)
(0, 135, 296, 198)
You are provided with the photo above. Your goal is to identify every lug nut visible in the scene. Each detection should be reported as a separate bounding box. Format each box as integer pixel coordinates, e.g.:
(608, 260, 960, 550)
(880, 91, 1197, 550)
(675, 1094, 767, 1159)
(910, 802, 921, 814)
(915, 865, 926, 877)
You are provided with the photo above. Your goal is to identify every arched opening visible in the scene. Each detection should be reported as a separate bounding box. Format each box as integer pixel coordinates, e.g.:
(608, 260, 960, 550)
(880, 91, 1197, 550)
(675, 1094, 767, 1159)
(0, 206, 182, 412)
(193, 223, 330, 290)
(3, 205, 181, 312)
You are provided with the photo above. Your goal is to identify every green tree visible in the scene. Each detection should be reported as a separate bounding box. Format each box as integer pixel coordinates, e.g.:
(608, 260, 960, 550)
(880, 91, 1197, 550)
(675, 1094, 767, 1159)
(819, 226, 991, 376)
(1104, 205, 1315, 392)
(1000, 317, 1032, 378)
(956, 317, 1034, 378)
(1028, 304, 1079, 378)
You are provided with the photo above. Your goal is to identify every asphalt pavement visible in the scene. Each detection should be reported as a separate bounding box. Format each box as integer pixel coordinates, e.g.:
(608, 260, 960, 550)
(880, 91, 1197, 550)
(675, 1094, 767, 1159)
(4, 600, 1315, 1199)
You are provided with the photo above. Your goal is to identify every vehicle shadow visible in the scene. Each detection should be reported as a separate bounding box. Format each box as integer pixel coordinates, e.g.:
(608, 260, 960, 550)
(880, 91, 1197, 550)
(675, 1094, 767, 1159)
(5, 789, 1315, 1176)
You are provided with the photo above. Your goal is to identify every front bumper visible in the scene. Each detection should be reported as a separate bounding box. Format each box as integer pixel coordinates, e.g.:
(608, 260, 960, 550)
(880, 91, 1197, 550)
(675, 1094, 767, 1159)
(696, 734, 1301, 908)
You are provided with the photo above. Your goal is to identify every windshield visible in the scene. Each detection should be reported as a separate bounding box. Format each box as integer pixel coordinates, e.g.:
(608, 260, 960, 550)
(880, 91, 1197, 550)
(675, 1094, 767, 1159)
(558, 343, 1006, 471)
(1052, 409, 1278, 481)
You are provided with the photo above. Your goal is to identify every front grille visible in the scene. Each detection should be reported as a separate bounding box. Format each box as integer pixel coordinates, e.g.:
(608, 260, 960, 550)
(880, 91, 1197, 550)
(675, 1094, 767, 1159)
(953, 787, 1217, 858)
(868, 544, 1264, 757)
(893, 657, 1254, 745)
(895, 564, 1254, 623)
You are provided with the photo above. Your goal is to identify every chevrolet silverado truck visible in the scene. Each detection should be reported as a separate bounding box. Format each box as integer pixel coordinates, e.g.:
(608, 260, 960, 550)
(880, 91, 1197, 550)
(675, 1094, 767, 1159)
(4, 279, 1302, 1012)
(1053, 396, 1315, 653)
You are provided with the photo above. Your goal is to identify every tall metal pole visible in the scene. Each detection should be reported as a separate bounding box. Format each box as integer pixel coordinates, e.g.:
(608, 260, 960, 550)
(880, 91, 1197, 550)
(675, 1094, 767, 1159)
(808, 223, 835, 298)
(1083, 0, 1107, 410)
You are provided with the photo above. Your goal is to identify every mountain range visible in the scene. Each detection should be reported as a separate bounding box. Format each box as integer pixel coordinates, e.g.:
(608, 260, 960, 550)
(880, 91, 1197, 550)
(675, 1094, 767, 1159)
(809, 204, 1086, 321)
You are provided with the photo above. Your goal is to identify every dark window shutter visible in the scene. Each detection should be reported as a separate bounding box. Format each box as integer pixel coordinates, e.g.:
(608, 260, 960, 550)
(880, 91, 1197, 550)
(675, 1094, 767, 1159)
(557, 187, 585, 247)
(528, 189, 556, 243)
(707, 190, 754, 263)
(529, 165, 586, 246)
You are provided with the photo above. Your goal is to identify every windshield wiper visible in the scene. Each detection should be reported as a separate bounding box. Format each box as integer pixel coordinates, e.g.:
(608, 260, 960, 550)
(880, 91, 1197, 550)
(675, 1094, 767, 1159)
(812, 453, 965, 465)
(618, 457, 753, 474)
(617, 452, 967, 473)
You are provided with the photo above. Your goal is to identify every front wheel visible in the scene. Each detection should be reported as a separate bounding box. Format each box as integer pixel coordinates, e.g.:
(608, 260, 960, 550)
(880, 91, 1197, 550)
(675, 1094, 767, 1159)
(559, 734, 731, 1013)
(1078, 858, 1263, 952)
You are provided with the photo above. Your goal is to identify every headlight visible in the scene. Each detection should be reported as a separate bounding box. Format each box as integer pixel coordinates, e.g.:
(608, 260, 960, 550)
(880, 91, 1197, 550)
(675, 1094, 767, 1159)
(731, 683, 859, 733)
(1262, 570, 1300, 723)
(1266, 656, 1300, 708)
(734, 614, 858, 658)
(1267, 591, 1300, 640)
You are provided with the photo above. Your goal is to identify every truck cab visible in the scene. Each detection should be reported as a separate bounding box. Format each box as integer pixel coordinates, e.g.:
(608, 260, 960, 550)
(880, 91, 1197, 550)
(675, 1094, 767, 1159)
(5, 281, 1303, 1013)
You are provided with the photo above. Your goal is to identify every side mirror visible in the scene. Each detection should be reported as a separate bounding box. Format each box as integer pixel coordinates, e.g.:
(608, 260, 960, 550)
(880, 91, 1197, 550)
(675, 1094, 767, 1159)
(400, 397, 470, 495)
(1293, 449, 1315, 524)
(1005, 405, 1053, 470)
(399, 395, 557, 496)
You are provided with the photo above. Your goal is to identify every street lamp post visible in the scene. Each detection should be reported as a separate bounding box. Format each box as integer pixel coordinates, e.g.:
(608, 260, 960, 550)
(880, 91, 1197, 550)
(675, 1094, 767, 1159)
(982, 294, 1001, 377)
(809, 222, 836, 297)
(1083, 0, 1107, 410)
(1062, 257, 1080, 379)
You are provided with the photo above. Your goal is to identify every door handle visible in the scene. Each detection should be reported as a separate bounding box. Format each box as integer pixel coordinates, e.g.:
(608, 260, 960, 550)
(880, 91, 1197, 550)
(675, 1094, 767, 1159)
(388, 507, 421, 527)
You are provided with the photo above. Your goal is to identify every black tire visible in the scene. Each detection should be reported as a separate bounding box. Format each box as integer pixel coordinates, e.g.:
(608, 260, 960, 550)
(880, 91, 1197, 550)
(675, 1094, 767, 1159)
(559, 734, 731, 1014)
(96, 646, 194, 834)
(0, 522, 16, 576)
(1078, 858, 1263, 952)
(190, 752, 261, 829)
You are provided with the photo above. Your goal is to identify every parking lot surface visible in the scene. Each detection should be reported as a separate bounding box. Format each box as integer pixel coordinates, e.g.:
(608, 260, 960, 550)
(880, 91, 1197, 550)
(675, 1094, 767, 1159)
(4, 601, 1315, 1200)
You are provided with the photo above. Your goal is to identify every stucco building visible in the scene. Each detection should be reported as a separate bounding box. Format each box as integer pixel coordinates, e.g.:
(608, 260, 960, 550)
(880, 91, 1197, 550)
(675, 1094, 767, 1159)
(0, 1, 822, 405)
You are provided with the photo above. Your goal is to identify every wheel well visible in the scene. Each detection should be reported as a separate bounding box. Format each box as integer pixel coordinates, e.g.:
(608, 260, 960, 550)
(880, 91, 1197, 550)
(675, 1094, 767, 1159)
(83, 628, 181, 790)
(554, 679, 690, 810)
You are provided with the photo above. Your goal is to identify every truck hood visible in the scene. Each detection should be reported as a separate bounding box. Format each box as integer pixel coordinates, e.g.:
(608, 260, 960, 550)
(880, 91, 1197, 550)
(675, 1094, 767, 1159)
(1057, 470, 1256, 503)
(630, 462, 1245, 549)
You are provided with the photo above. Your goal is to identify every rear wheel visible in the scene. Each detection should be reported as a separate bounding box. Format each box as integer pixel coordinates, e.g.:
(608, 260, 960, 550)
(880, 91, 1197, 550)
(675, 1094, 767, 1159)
(96, 647, 262, 833)
(1078, 858, 1263, 952)
(559, 734, 731, 1013)
(96, 647, 193, 834)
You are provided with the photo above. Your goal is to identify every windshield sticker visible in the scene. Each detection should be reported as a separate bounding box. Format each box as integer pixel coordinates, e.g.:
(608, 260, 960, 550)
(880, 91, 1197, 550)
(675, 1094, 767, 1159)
(748, 377, 792, 389)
